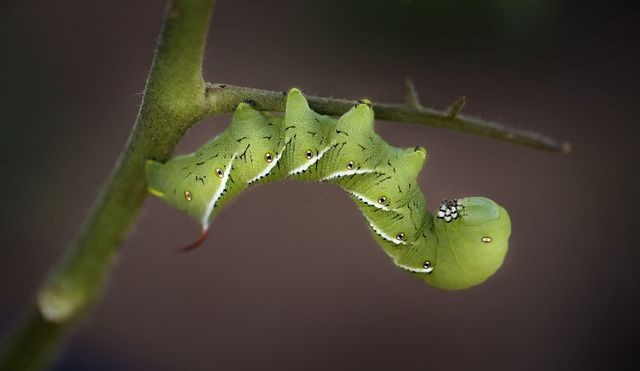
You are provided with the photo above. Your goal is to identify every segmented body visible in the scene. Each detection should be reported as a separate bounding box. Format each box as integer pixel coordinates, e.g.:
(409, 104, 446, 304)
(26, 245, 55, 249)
(146, 89, 511, 290)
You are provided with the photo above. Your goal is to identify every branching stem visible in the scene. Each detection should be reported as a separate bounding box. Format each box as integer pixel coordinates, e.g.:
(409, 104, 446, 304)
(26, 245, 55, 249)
(203, 83, 570, 153)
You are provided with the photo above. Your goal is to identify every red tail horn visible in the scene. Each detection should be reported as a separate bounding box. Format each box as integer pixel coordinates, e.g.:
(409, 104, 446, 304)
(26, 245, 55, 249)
(178, 228, 210, 253)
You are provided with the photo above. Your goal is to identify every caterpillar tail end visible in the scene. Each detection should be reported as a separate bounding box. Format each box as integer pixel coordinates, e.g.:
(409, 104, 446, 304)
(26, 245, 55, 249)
(177, 227, 210, 253)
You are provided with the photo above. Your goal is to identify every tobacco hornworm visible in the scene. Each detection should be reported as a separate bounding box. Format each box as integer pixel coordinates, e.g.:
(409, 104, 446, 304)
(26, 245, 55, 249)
(145, 89, 511, 290)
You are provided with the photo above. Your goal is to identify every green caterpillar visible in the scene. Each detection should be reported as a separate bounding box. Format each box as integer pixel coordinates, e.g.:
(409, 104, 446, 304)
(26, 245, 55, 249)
(145, 88, 511, 290)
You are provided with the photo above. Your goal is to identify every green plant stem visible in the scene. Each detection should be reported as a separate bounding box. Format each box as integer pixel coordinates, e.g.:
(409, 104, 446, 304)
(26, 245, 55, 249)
(203, 83, 570, 153)
(0, 0, 215, 370)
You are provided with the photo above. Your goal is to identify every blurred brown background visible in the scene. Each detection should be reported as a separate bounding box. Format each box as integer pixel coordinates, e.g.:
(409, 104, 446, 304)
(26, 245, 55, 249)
(1, 0, 638, 370)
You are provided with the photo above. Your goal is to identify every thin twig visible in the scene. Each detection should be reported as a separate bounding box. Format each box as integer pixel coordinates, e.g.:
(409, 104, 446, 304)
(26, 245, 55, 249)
(447, 96, 467, 119)
(404, 77, 422, 109)
(203, 83, 571, 153)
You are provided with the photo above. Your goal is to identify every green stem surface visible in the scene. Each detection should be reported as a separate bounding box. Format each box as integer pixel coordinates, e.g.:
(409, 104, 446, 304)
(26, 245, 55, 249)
(204, 83, 570, 153)
(0, 0, 214, 369)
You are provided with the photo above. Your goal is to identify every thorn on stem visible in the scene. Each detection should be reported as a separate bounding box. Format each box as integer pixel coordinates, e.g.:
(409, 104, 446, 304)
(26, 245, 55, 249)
(404, 77, 422, 109)
(448, 96, 467, 118)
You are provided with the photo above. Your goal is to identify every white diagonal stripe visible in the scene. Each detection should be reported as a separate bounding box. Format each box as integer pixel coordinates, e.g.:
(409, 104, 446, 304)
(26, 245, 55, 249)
(248, 150, 284, 184)
(321, 168, 375, 181)
(348, 190, 391, 211)
(288, 145, 332, 175)
(202, 154, 235, 225)
(367, 220, 406, 246)
(397, 264, 433, 274)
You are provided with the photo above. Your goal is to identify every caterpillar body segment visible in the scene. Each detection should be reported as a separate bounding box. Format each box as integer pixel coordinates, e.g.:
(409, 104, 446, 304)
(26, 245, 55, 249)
(146, 88, 511, 290)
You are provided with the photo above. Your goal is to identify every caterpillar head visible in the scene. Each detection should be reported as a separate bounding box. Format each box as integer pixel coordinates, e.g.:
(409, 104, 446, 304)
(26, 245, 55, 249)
(396, 197, 511, 290)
